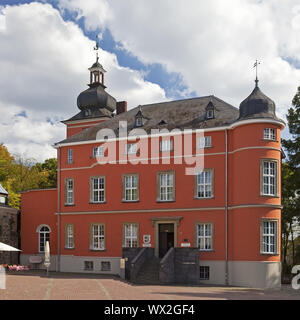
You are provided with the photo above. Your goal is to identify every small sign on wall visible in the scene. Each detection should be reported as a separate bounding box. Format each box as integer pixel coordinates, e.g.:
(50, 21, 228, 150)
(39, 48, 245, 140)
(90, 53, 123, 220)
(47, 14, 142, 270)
(143, 235, 151, 247)
(181, 243, 191, 247)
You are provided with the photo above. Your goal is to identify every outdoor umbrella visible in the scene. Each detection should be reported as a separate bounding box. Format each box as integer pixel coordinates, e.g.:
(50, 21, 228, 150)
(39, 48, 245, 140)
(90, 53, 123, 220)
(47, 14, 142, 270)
(0, 242, 21, 252)
(44, 241, 50, 276)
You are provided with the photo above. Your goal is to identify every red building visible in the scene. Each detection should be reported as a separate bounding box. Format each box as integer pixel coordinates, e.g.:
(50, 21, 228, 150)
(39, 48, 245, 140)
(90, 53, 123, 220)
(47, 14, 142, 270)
(20, 56, 285, 288)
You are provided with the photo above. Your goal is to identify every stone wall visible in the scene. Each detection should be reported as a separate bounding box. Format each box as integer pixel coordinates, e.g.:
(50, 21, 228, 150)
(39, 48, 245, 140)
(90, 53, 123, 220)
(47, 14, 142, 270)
(122, 248, 155, 280)
(174, 248, 200, 284)
(160, 248, 200, 285)
(0, 205, 19, 265)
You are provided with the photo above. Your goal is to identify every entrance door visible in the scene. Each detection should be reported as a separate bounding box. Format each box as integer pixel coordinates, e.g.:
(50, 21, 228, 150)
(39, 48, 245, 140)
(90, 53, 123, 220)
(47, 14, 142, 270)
(159, 223, 174, 258)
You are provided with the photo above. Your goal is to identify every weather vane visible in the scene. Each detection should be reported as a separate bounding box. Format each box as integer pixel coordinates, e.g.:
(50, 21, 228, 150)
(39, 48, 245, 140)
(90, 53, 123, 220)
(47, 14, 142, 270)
(253, 59, 260, 87)
(94, 35, 99, 61)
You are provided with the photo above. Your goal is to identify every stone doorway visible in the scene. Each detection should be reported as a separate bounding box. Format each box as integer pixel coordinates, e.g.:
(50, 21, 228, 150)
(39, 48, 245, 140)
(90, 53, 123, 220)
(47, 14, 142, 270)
(158, 223, 174, 258)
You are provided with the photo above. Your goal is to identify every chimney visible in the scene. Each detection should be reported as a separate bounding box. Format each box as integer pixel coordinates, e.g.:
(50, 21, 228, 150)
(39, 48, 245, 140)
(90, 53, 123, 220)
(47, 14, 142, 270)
(116, 101, 127, 115)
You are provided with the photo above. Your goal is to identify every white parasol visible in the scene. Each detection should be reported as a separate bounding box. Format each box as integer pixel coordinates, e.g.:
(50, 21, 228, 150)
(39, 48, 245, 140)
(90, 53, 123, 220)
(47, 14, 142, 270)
(44, 241, 50, 276)
(0, 242, 21, 252)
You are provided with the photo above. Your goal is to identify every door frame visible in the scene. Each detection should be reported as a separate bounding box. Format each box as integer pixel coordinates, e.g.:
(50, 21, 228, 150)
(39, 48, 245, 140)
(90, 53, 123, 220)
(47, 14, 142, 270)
(150, 217, 182, 258)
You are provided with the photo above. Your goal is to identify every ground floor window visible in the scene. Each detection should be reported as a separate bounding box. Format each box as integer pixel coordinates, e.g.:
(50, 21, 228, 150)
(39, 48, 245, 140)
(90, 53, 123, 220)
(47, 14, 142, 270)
(261, 220, 278, 254)
(65, 224, 74, 249)
(90, 224, 105, 250)
(199, 266, 210, 280)
(101, 261, 111, 271)
(38, 225, 50, 253)
(123, 223, 139, 248)
(196, 223, 213, 251)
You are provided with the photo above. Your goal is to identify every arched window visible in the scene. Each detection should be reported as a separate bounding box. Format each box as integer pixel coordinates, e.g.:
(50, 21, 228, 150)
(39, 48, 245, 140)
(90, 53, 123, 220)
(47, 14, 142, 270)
(37, 225, 50, 252)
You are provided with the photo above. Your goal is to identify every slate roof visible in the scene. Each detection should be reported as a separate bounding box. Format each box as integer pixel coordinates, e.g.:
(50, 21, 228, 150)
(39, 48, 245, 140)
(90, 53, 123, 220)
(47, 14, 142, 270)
(0, 183, 8, 195)
(239, 85, 283, 123)
(57, 95, 239, 145)
(77, 84, 116, 112)
(62, 106, 112, 123)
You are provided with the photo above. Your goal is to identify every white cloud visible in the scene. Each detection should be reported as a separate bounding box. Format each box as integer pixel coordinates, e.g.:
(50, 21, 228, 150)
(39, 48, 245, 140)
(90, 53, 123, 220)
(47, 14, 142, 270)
(58, 0, 300, 121)
(0, 2, 166, 161)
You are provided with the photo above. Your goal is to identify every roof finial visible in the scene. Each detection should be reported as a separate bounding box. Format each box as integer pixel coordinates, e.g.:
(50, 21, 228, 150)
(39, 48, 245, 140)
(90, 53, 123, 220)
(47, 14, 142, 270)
(253, 59, 260, 88)
(94, 35, 99, 62)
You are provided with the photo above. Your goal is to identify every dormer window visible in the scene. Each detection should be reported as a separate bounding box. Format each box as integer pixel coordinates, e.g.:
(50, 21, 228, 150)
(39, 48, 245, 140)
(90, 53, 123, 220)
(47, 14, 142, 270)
(206, 109, 214, 119)
(158, 120, 167, 126)
(206, 101, 215, 119)
(85, 109, 92, 117)
(136, 117, 142, 127)
(135, 106, 144, 127)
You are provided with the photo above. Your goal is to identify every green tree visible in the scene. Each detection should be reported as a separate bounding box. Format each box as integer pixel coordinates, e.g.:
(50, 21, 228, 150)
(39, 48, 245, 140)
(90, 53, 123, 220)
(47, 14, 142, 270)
(0, 145, 57, 209)
(282, 86, 300, 274)
(282, 86, 300, 168)
(34, 158, 57, 189)
(0, 144, 14, 181)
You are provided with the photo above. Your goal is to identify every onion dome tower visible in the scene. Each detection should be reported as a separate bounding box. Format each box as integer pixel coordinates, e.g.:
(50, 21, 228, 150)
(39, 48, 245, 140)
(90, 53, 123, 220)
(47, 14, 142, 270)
(238, 62, 282, 122)
(76, 55, 117, 116)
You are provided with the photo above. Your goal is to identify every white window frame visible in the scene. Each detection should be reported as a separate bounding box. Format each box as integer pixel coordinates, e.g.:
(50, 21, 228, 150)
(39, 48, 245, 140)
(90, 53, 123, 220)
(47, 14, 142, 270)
(91, 224, 105, 250)
(125, 143, 138, 155)
(261, 220, 278, 254)
(124, 175, 139, 201)
(197, 136, 212, 149)
(91, 177, 105, 203)
(263, 128, 276, 141)
(199, 266, 210, 280)
(261, 160, 277, 196)
(93, 146, 104, 157)
(206, 109, 214, 119)
(65, 224, 74, 249)
(65, 178, 74, 205)
(197, 223, 213, 251)
(38, 225, 50, 253)
(135, 117, 142, 127)
(158, 172, 174, 201)
(195, 169, 213, 199)
(123, 223, 139, 248)
(160, 139, 173, 152)
(67, 149, 73, 164)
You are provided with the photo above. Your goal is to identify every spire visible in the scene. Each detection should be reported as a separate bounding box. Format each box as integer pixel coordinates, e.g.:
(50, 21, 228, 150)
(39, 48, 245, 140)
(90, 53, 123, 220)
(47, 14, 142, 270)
(254, 59, 260, 88)
(89, 35, 106, 87)
(94, 35, 99, 62)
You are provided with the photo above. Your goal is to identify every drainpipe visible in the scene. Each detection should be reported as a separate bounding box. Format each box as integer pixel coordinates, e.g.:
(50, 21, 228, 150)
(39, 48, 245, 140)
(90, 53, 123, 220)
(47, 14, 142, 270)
(225, 129, 229, 285)
(57, 147, 61, 272)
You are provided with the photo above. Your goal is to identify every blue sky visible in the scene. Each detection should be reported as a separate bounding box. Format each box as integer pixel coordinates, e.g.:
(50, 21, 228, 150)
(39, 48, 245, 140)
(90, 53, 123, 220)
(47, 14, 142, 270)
(0, 0, 195, 101)
(0, 0, 299, 160)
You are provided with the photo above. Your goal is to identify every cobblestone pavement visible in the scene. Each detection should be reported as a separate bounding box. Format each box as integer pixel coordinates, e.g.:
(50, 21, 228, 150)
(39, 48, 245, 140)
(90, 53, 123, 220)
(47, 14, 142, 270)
(0, 271, 299, 300)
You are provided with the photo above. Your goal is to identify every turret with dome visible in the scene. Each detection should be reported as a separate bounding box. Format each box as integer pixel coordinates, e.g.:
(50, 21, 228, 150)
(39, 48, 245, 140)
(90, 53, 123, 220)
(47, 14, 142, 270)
(238, 65, 284, 124)
(62, 39, 127, 138)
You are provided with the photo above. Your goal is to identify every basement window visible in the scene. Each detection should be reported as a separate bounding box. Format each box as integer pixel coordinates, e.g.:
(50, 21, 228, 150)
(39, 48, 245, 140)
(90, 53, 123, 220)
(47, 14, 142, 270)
(84, 261, 94, 271)
(101, 261, 111, 272)
(199, 266, 210, 280)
